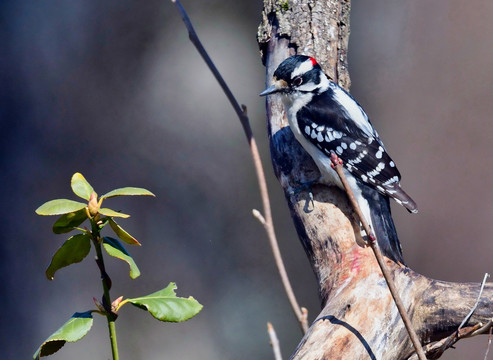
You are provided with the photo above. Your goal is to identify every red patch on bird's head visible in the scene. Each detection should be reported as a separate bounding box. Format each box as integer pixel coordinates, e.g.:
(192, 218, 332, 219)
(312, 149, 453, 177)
(309, 57, 317, 66)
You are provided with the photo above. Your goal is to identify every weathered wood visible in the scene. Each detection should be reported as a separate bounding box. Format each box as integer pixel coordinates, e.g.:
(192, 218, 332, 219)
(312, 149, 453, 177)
(258, 1, 493, 359)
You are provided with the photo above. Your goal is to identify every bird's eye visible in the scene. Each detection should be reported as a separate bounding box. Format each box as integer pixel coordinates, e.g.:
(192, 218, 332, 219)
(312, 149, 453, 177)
(293, 77, 303, 86)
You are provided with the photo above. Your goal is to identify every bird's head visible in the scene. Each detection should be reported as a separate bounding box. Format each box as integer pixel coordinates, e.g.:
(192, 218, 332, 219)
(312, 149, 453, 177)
(260, 55, 329, 99)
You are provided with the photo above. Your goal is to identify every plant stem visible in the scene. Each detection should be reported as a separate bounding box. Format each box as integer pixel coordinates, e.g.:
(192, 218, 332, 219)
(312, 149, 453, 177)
(92, 224, 119, 360)
(108, 320, 119, 360)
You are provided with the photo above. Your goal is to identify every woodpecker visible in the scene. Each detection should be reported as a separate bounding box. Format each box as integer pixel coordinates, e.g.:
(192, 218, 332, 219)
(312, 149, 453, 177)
(260, 55, 417, 259)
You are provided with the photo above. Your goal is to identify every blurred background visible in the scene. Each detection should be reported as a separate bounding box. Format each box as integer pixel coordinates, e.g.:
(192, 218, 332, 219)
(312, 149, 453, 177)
(2, 0, 493, 359)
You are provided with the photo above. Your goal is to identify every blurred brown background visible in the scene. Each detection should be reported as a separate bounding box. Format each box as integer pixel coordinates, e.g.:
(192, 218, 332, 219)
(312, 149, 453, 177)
(2, 1, 493, 359)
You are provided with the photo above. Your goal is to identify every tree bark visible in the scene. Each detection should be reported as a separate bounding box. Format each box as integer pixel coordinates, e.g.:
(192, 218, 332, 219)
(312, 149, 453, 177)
(258, 1, 493, 359)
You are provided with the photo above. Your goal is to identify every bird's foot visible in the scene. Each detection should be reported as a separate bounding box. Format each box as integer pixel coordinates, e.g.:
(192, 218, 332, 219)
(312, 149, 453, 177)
(288, 177, 321, 196)
(289, 177, 321, 213)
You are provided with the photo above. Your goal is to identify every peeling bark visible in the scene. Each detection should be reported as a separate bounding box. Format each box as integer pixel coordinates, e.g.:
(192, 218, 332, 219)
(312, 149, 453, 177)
(258, 1, 493, 359)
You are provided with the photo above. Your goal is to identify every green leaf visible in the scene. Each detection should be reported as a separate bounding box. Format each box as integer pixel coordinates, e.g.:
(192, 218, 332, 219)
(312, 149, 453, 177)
(52, 209, 88, 234)
(102, 237, 140, 279)
(33, 311, 93, 359)
(46, 234, 91, 280)
(98, 208, 130, 218)
(121, 282, 203, 322)
(36, 199, 87, 216)
(101, 187, 155, 200)
(108, 218, 141, 246)
(70, 173, 95, 201)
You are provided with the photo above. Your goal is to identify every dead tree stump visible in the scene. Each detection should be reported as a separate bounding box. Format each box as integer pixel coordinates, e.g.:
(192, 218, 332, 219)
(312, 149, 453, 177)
(258, 1, 493, 359)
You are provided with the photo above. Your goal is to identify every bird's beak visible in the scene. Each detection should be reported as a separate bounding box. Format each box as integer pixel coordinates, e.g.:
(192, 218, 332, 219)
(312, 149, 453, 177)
(259, 79, 287, 96)
(259, 84, 279, 97)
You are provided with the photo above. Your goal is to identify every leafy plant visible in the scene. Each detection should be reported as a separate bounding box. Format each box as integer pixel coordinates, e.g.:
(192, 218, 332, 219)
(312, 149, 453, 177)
(34, 173, 202, 359)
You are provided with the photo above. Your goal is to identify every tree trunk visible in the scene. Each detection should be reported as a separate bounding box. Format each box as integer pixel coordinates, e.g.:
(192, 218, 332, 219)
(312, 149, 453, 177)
(258, 1, 493, 359)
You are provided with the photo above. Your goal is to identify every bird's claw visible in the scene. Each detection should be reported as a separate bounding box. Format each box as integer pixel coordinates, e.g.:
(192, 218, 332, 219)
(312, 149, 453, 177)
(288, 177, 320, 196)
(289, 178, 320, 213)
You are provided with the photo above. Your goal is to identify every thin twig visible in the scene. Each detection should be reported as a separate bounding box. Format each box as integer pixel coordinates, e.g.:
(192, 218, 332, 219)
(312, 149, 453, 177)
(416, 321, 493, 360)
(171, 0, 308, 334)
(329, 153, 427, 360)
(267, 322, 283, 360)
(484, 326, 493, 360)
(426, 324, 482, 359)
(415, 274, 492, 359)
(301, 307, 308, 331)
(472, 319, 493, 337)
(459, 273, 490, 330)
(253, 209, 266, 225)
(170, 0, 250, 137)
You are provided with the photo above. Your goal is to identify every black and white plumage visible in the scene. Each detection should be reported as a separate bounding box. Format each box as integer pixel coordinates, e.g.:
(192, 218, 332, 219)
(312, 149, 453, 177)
(260, 55, 417, 258)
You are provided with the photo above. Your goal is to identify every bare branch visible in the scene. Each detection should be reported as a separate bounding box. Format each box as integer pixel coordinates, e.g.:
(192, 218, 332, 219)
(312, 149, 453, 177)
(329, 153, 427, 360)
(484, 326, 492, 360)
(459, 273, 490, 330)
(252, 209, 266, 225)
(411, 321, 492, 360)
(411, 274, 492, 359)
(171, 0, 307, 333)
(474, 319, 493, 337)
(170, 0, 250, 138)
(267, 322, 283, 360)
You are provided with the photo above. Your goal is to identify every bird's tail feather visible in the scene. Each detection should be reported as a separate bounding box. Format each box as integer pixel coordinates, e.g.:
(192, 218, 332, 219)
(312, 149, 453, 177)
(361, 184, 404, 264)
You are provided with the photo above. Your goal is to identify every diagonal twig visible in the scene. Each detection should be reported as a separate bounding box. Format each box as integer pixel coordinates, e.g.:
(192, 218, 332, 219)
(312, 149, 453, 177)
(484, 325, 493, 360)
(329, 153, 427, 360)
(415, 274, 492, 359)
(267, 322, 283, 360)
(416, 320, 493, 360)
(459, 273, 490, 330)
(171, 0, 308, 333)
(423, 323, 483, 359)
